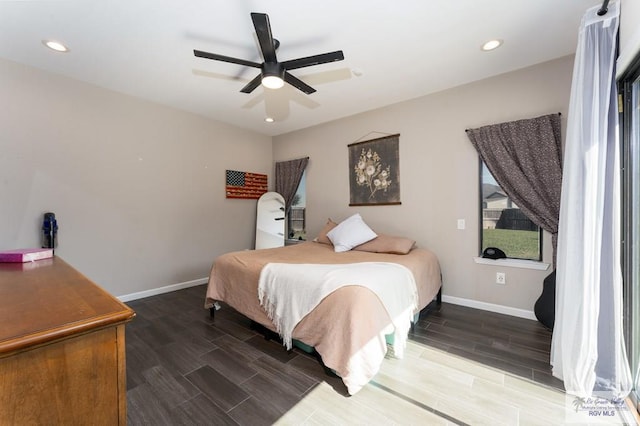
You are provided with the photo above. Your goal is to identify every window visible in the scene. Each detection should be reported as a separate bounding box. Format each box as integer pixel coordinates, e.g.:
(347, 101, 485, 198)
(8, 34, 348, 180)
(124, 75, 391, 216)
(480, 161, 542, 260)
(620, 54, 640, 415)
(288, 171, 306, 241)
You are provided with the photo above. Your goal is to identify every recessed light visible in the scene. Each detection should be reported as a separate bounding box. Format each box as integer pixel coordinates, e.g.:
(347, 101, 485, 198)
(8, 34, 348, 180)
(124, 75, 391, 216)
(264, 117, 274, 123)
(43, 40, 69, 53)
(481, 39, 503, 51)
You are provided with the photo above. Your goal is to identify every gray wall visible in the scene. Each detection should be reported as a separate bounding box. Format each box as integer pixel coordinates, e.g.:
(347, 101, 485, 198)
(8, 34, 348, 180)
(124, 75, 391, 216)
(0, 57, 272, 297)
(273, 56, 574, 314)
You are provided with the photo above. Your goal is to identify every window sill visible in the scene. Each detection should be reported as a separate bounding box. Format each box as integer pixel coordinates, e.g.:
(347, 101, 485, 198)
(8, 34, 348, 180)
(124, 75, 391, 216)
(473, 257, 550, 271)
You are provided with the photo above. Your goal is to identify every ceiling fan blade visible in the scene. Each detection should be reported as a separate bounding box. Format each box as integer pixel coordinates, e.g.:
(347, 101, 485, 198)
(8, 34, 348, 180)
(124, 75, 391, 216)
(240, 74, 263, 93)
(194, 50, 261, 68)
(251, 13, 277, 63)
(281, 51, 344, 71)
(284, 72, 316, 94)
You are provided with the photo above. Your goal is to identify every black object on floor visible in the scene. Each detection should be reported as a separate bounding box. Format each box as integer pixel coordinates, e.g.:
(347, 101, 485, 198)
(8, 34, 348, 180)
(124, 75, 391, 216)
(535, 270, 556, 330)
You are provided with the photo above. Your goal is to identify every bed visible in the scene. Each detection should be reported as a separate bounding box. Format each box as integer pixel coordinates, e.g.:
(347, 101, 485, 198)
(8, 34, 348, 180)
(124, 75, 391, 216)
(205, 240, 442, 395)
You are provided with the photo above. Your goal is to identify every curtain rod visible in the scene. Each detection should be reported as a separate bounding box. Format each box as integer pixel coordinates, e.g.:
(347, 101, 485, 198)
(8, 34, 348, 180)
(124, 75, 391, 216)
(464, 112, 561, 133)
(598, 0, 610, 16)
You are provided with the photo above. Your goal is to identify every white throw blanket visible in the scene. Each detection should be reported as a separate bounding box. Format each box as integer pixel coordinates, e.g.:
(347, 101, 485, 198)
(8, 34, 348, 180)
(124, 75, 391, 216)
(257, 262, 418, 357)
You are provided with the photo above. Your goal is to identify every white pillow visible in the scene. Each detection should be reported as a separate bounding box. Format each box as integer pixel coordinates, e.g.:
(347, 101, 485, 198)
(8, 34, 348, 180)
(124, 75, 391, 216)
(326, 213, 377, 252)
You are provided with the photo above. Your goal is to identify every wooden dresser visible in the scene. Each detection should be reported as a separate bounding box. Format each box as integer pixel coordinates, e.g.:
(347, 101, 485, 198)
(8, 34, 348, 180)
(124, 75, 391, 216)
(0, 257, 135, 425)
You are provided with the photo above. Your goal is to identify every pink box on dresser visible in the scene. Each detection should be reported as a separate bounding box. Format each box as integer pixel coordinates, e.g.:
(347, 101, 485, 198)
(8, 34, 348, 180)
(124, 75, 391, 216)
(0, 248, 54, 263)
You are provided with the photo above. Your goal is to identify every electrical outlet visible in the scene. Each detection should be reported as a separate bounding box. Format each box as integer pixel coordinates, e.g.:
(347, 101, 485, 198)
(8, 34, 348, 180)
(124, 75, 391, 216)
(457, 219, 465, 230)
(496, 272, 506, 285)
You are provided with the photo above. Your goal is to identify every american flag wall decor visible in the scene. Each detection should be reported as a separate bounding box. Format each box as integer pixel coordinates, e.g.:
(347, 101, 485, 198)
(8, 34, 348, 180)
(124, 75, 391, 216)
(225, 170, 268, 199)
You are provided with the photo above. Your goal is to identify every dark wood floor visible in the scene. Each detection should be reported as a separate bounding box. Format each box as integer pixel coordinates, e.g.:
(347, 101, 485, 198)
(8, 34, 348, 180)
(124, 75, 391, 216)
(124, 284, 562, 425)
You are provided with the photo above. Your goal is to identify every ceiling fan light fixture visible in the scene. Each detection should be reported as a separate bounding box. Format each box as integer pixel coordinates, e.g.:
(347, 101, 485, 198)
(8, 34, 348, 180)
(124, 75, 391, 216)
(261, 75, 284, 89)
(261, 61, 285, 89)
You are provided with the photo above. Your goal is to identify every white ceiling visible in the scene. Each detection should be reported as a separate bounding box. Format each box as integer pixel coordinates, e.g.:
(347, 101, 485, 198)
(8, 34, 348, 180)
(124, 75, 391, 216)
(0, 0, 598, 136)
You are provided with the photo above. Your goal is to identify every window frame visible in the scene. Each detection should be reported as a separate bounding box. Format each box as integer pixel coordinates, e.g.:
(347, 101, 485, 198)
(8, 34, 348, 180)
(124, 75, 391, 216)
(619, 52, 640, 415)
(477, 157, 543, 261)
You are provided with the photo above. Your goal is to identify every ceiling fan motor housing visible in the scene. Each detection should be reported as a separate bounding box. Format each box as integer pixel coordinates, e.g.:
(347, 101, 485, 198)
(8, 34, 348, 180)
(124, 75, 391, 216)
(262, 61, 284, 80)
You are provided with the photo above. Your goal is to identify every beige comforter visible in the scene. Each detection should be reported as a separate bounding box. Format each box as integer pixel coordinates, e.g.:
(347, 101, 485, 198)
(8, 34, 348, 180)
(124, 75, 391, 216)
(205, 241, 442, 395)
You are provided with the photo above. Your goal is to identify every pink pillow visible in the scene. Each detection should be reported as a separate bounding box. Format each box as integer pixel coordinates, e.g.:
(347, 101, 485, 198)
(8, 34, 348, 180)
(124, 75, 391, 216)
(353, 234, 416, 255)
(314, 219, 338, 245)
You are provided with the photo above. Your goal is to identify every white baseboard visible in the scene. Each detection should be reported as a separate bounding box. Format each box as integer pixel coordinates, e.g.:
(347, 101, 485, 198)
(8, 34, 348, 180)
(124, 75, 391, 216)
(442, 295, 537, 321)
(117, 277, 208, 302)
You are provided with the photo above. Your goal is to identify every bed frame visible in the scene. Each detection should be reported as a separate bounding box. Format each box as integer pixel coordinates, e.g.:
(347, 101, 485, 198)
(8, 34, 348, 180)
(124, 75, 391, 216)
(208, 285, 442, 379)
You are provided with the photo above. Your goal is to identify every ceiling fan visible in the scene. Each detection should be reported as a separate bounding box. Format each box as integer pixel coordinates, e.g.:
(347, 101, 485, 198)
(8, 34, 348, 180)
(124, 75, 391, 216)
(194, 13, 344, 95)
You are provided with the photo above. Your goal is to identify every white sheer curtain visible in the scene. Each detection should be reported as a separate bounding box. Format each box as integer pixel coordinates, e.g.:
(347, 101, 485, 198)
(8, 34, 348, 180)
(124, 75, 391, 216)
(552, 1, 632, 399)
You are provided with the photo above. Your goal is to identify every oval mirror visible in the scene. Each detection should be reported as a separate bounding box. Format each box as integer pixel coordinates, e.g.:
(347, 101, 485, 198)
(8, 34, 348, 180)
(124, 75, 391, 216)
(255, 192, 285, 249)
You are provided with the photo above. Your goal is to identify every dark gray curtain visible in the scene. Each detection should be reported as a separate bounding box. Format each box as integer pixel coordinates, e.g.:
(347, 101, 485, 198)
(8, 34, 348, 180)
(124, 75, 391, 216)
(275, 157, 309, 214)
(466, 113, 563, 264)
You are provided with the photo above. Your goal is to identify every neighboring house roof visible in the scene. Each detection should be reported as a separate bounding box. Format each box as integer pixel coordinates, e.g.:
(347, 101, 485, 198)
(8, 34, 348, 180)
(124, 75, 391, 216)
(482, 183, 506, 202)
(485, 191, 507, 201)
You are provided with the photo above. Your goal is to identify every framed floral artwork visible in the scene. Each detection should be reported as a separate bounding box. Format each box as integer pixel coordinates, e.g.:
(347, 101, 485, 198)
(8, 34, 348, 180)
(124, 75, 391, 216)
(348, 134, 401, 206)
